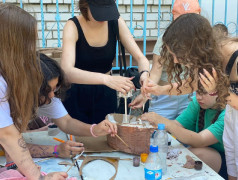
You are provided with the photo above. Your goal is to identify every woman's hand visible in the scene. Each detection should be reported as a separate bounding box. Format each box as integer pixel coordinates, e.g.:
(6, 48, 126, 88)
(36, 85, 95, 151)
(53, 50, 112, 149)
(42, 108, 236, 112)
(199, 68, 218, 94)
(140, 71, 150, 87)
(141, 112, 167, 126)
(143, 80, 169, 96)
(57, 141, 84, 158)
(94, 119, 117, 137)
(104, 75, 135, 94)
(44, 172, 68, 180)
(129, 94, 148, 109)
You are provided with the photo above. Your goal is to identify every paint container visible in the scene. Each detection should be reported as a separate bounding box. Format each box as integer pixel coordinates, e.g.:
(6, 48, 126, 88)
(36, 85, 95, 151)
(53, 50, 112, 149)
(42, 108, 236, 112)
(48, 124, 60, 136)
(133, 156, 140, 167)
(140, 153, 148, 163)
(194, 161, 203, 170)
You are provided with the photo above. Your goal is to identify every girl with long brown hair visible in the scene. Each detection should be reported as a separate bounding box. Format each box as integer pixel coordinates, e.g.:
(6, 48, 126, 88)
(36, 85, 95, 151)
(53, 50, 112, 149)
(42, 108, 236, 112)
(143, 13, 229, 108)
(0, 3, 67, 179)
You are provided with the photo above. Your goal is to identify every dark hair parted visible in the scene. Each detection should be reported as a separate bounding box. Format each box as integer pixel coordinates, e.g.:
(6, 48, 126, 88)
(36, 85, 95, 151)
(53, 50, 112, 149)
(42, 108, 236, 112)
(79, 0, 89, 21)
(39, 53, 69, 106)
(161, 13, 229, 109)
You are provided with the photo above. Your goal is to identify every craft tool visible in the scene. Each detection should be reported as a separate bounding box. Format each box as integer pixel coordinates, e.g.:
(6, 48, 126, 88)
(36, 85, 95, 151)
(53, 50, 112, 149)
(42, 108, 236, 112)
(70, 134, 73, 141)
(115, 134, 129, 148)
(124, 97, 128, 123)
(53, 137, 65, 143)
(35, 157, 54, 163)
(67, 134, 80, 173)
(66, 150, 84, 173)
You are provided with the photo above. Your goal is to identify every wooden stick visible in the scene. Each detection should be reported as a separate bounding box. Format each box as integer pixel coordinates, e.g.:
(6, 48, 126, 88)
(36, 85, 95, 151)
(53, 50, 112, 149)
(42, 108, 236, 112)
(66, 151, 84, 173)
(35, 157, 54, 163)
(115, 134, 129, 148)
(124, 97, 128, 123)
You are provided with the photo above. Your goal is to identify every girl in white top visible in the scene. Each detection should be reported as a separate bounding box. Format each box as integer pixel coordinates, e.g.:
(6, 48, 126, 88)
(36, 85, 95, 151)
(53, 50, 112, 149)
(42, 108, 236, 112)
(0, 3, 67, 180)
(9, 53, 117, 159)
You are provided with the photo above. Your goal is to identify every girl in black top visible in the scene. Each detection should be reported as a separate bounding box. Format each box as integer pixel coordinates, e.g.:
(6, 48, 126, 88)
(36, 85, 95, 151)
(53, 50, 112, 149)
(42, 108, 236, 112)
(61, 0, 150, 124)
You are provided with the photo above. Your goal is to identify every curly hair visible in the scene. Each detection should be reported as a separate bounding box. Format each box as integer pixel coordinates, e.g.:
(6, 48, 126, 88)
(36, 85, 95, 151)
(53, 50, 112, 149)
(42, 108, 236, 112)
(39, 53, 69, 106)
(160, 13, 229, 109)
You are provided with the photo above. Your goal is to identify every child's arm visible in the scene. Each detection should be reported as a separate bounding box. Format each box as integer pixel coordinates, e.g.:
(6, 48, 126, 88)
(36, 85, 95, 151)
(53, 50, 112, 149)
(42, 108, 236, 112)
(0, 125, 67, 179)
(141, 112, 218, 148)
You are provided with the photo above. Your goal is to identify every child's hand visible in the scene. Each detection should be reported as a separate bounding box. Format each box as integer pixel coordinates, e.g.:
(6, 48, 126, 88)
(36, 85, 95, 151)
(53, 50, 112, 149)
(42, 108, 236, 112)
(129, 94, 147, 109)
(94, 120, 117, 137)
(199, 68, 217, 94)
(144, 80, 169, 96)
(58, 141, 84, 158)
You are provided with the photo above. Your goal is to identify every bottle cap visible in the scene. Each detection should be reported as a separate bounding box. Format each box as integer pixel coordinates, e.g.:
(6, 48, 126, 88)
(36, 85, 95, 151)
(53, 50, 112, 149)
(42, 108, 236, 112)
(158, 124, 165, 130)
(150, 145, 158, 153)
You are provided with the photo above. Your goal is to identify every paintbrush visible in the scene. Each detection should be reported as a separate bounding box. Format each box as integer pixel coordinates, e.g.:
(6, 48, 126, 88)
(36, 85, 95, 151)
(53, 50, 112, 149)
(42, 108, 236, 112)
(115, 134, 129, 148)
(66, 150, 84, 173)
(66, 134, 81, 173)
(105, 121, 130, 148)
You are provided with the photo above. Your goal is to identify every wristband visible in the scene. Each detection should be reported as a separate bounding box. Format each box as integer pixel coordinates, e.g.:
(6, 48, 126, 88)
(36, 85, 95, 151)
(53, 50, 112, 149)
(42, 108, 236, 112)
(209, 91, 218, 96)
(53, 145, 59, 157)
(5, 161, 17, 170)
(90, 124, 98, 137)
(139, 70, 150, 78)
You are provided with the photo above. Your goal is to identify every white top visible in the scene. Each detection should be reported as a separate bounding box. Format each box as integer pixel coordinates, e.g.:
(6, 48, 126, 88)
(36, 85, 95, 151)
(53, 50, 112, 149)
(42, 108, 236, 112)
(0, 76, 13, 128)
(37, 97, 68, 119)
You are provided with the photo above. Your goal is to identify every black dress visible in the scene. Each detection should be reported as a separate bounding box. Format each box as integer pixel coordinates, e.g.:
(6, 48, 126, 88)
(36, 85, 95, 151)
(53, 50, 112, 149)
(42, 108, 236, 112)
(63, 16, 117, 124)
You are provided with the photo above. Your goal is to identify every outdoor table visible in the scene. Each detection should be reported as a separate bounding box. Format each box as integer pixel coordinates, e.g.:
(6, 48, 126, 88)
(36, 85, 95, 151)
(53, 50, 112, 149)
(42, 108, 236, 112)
(20, 130, 224, 180)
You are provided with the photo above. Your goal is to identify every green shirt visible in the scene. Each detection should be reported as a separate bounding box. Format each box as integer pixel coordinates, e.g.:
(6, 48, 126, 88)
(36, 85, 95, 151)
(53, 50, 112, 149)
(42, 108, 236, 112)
(176, 97, 225, 152)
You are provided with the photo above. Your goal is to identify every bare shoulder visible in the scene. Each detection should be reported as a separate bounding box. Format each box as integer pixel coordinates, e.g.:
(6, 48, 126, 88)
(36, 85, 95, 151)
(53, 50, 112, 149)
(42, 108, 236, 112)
(63, 16, 80, 41)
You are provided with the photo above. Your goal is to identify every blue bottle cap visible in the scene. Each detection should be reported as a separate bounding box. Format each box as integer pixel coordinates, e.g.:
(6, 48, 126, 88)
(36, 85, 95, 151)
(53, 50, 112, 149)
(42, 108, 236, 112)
(158, 124, 165, 130)
(150, 145, 158, 153)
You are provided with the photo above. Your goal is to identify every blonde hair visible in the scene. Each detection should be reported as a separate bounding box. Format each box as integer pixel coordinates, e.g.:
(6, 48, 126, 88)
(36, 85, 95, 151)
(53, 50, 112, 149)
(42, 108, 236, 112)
(0, 3, 42, 132)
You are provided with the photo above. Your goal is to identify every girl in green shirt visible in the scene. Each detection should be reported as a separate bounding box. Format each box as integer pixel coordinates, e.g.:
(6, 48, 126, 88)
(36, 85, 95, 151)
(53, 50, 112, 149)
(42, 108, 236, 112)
(141, 88, 227, 179)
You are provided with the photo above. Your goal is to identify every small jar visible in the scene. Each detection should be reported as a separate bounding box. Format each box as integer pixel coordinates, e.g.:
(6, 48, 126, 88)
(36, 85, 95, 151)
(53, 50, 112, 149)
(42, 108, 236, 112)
(194, 161, 203, 170)
(133, 156, 140, 167)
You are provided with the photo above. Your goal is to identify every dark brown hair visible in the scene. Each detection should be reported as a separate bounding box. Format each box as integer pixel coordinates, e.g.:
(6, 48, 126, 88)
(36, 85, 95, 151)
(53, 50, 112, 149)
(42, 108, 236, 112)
(79, 0, 89, 21)
(0, 3, 42, 132)
(161, 13, 229, 109)
(39, 53, 68, 106)
(213, 23, 228, 42)
(198, 108, 221, 131)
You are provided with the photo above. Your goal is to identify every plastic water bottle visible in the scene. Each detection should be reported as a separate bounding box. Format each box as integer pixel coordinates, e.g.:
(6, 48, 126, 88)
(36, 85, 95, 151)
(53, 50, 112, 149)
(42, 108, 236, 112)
(144, 145, 162, 180)
(153, 124, 168, 175)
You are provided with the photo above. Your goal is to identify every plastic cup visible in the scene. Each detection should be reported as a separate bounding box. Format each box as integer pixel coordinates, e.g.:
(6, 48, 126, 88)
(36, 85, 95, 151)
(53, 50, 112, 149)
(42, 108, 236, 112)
(140, 153, 148, 163)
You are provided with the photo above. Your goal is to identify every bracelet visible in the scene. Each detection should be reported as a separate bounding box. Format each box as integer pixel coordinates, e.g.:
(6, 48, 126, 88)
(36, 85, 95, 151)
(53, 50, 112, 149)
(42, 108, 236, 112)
(53, 145, 59, 157)
(209, 91, 218, 96)
(90, 124, 98, 137)
(5, 161, 17, 170)
(139, 70, 150, 78)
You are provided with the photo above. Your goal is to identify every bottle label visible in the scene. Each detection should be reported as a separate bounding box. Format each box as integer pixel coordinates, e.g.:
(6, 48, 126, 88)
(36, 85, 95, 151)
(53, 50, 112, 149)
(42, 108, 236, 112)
(144, 168, 162, 180)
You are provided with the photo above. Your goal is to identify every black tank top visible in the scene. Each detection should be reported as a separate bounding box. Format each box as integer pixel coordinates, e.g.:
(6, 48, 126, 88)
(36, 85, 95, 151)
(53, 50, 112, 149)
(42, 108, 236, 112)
(226, 50, 238, 95)
(69, 16, 116, 73)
